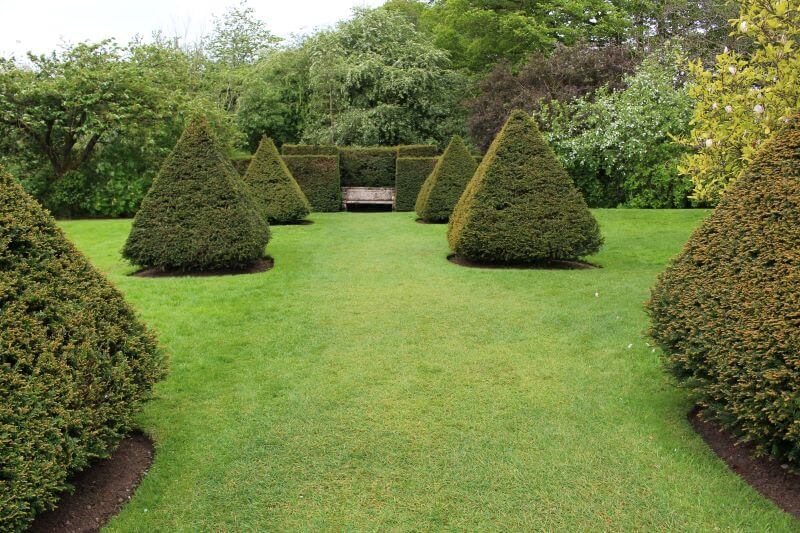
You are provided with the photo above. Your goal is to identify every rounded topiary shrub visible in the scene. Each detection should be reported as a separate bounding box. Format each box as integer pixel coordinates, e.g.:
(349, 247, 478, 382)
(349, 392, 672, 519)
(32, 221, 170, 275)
(448, 110, 602, 263)
(123, 116, 270, 272)
(0, 171, 165, 530)
(243, 138, 310, 224)
(415, 136, 477, 223)
(647, 115, 800, 468)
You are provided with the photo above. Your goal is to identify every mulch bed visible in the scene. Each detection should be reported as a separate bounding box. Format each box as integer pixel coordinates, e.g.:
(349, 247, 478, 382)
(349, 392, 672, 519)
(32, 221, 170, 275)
(447, 254, 599, 270)
(275, 219, 314, 226)
(689, 409, 800, 519)
(132, 257, 274, 278)
(30, 433, 154, 533)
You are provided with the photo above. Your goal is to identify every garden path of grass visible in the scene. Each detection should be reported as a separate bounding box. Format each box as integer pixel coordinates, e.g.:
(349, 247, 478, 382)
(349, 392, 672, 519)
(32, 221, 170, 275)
(61, 210, 797, 531)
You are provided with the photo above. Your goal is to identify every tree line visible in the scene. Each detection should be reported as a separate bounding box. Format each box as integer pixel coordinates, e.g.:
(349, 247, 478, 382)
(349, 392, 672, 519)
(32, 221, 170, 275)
(1, 0, 797, 216)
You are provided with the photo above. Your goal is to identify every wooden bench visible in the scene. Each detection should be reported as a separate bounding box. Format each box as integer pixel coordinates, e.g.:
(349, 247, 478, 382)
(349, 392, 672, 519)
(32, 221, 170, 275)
(342, 187, 396, 210)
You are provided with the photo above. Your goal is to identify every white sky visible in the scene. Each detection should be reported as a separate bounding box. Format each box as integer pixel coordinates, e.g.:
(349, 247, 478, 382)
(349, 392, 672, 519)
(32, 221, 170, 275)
(0, 0, 385, 58)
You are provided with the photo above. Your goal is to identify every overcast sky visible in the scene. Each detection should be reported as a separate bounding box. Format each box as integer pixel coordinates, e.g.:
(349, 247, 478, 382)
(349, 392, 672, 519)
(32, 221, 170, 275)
(0, 0, 385, 58)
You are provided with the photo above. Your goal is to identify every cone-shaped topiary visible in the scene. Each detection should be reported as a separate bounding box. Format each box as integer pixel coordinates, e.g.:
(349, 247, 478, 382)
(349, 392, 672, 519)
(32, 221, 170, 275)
(415, 136, 477, 223)
(123, 116, 270, 272)
(647, 115, 800, 468)
(448, 110, 602, 262)
(243, 137, 311, 224)
(0, 170, 165, 530)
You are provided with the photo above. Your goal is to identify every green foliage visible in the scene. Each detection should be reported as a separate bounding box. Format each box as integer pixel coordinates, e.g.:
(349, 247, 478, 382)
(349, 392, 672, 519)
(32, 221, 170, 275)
(231, 155, 252, 175)
(243, 138, 310, 224)
(281, 144, 339, 156)
(420, 0, 635, 72)
(415, 136, 477, 222)
(680, 0, 800, 203)
(283, 155, 342, 212)
(0, 38, 240, 218)
(339, 147, 398, 187)
(397, 144, 438, 157)
(303, 7, 468, 146)
(545, 48, 695, 208)
(449, 111, 602, 262)
(0, 171, 164, 530)
(237, 46, 310, 151)
(647, 116, 800, 468)
(395, 156, 438, 211)
(123, 117, 270, 271)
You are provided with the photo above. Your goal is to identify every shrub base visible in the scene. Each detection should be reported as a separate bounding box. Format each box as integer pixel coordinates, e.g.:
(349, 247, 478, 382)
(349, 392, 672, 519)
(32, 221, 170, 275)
(132, 257, 274, 278)
(447, 254, 598, 270)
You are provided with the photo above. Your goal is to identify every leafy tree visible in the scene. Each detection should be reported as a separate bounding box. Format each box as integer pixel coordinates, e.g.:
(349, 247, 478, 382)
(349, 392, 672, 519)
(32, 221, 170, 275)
(206, 1, 281, 67)
(420, 0, 636, 72)
(0, 42, 159, 191)
(545, 47, 695, 207)
(0, 38, 239, 217)
(302, 7, 469, 147)
(204, 1, 282, 114)
(465, 42, 638, 151)
(680, 0, 800, 203)
(236, 46, 311, 151)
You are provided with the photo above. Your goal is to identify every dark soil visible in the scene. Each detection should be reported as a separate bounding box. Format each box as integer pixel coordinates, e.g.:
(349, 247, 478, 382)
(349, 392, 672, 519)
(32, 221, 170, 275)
(447, 254, 599, 270)
(415, 217, 445, 224)
(30, 433, 154, 533)
(274, 219, 314, 226)
(689, 409, 800, 519)
(132, 256, 274, 278)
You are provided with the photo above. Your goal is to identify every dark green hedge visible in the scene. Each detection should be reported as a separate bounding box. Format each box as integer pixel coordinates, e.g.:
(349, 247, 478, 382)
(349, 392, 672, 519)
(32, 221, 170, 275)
(123, 117, 270, 272)
(281, 144, 339, 156)
(647, 116, 800, 469)
(231, 156, 252, 176)
(397, 144, 438, 158)
(415, 136, 477, 223)
(395, 157, 438, 211)
(448, 110, 602, 263)
(339, 147, 397, 187)
(243, 138, 310, 224)
(0, 170, 165, 531)
(283, 155, 342, 212)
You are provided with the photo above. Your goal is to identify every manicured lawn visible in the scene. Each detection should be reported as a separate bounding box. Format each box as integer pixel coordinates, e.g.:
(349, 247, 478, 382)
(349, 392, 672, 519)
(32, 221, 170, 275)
(60, 210, 797, 531)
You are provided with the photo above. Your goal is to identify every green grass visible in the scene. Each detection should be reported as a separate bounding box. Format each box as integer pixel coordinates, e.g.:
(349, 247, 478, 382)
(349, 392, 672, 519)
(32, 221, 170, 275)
(59, 210, 797, 531)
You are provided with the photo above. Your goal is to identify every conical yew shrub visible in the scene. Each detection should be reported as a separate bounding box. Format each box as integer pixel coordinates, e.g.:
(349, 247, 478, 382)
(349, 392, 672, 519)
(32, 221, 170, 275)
(415, 136, 477, 222)
(123, 116, 270, 272)
(448, 110, 602, 262)
(243, 137, 310, 224)
(647, 115, 800, 467)
(0, 171, 164, 530)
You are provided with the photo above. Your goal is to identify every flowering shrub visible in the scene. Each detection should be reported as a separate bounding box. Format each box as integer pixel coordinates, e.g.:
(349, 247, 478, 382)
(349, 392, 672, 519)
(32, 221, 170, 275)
(680, 0, 800, 203)
(545, 47, 695, 208)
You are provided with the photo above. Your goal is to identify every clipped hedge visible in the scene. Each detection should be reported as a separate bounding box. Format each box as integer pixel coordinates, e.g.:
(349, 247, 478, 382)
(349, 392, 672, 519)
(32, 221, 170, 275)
(231, 155, 252, 176)
(647, 116, 800, 468)
(395, 157, 438, 211)
(281, 144, 339, 156)
(123, 116, 270, 272)
(339, 147, 397, 187)
(243, 138, 310, 224)
(0, 170, 165, 530)
(397, 144, 438, 158)
(416, 136, 477, 223)
(448, 110, 602, 263)
(283, 155, 342, 212)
